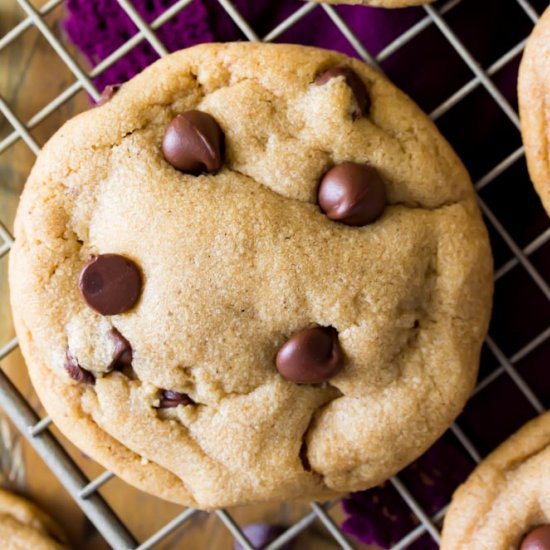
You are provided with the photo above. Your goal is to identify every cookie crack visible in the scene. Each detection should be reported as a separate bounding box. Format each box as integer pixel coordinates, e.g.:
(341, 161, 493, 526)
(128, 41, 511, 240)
(226, 165, 466, 214)
(387, 318, 422, 369)
(109, 121, 151, 149)
(85, 376, 226, 496)
(411, 255, 447, 406)
(504, 443, 550, 475)
(391, 199, 463, 211)
(300, 389, 343, 478)
(300, 413, 321, 478)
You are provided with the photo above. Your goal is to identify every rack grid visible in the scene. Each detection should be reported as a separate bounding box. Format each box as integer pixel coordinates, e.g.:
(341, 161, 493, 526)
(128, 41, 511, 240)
(0, 0, 548, 548)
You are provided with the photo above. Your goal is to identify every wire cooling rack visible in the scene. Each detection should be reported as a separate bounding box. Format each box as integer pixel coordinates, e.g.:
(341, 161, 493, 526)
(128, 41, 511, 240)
(0, 0, 549, 548)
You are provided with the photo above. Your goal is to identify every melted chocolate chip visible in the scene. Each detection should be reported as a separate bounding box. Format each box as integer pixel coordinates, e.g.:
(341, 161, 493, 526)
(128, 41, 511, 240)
(315, 66, 370, 119)
(108, 328, 132, 370)
(64, 349, 95, 384)
(275, 326, 344, 384)
(162, 111, 224, 174)
(318, 162, 387, 226)
(79, 254, 142, 316)
(521, 525, 550, 550)
(96, 84, 122, 106)
(158, 390, 194, 409)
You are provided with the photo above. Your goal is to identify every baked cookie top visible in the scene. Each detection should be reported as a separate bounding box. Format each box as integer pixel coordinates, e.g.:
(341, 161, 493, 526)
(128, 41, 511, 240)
(10, 42, 492, 509)
(441, 411, 550, 550)
(519, 5, 550, 215)
(0, 490, 67, 549)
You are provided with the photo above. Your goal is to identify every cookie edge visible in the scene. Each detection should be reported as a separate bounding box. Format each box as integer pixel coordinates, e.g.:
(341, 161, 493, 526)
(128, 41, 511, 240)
(519, 5, 550, 215)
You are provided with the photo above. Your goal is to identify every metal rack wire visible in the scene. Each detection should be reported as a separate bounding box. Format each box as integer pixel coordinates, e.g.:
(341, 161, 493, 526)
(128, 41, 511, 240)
(0, 0, 548, 548)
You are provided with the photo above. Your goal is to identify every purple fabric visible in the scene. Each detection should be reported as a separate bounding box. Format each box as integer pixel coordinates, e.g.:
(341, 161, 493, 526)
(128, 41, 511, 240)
(342, 435, 474, 549)
(62, 0, 539, 114)
(63, 1, 550, 548)
(64, 0, 212, 92)
(62, 0, 463, 101)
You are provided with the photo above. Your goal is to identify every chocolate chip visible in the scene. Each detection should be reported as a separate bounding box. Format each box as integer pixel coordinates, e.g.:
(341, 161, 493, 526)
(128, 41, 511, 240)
(162, 110, 224, 175)
(521, 525, 550, 550)
(108, 328, 132, 370)
(158, 390, 194, 409)
(64, 349, 95, 384)
(275, 326, 344, 384)
(79, 254, 142, 316)
(96, 84, 121, 106)
(315, 66, 370, 119)
(318, 162, 386, 226)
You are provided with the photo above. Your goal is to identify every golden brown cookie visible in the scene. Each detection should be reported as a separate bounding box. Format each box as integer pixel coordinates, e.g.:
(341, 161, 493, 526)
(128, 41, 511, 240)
(441, 411, 550, 550)
(0, 489, 68, 549)
(10, 42, 492, 509)
(519, 5, 550, 215)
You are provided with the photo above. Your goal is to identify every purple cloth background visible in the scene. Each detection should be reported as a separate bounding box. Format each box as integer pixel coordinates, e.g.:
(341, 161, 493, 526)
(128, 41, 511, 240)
(63, 1, 550, 548)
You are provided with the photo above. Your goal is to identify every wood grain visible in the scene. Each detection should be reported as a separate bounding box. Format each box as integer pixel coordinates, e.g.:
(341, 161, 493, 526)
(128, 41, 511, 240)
(0, 2, 356, 548)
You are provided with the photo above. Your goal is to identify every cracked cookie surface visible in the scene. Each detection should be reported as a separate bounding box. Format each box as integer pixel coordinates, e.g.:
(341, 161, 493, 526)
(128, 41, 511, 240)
(9, 43, 492, 509)
(0, 490, 68, 549)
(519, 5, 550, 216)
(441, 412, 550, 550)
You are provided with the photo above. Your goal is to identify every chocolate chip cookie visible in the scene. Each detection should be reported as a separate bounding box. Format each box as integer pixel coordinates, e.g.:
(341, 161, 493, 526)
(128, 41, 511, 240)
(519, 5, 550, 215)
(0, 490, 67, 549)
(10, 42, 493, 509)
(441, 412, 550, 550)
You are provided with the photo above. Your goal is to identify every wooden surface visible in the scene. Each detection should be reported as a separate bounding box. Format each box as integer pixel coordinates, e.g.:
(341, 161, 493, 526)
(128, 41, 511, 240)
(0, 2, 358, 548)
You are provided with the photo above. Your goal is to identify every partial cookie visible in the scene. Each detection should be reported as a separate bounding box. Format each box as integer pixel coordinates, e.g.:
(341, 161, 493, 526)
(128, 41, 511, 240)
(10, 42, 492, 509)
(441, 412, 550, 550)
(307, 0, 432, 6)
(0, 489, 68, 549)
(519, 5, 550, 215)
